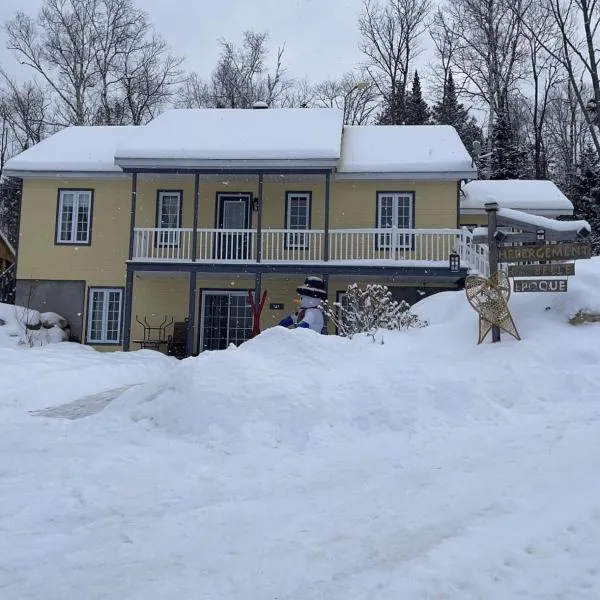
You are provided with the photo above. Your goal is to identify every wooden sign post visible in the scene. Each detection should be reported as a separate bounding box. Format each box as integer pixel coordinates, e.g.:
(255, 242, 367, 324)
(485, 202, 501, 342)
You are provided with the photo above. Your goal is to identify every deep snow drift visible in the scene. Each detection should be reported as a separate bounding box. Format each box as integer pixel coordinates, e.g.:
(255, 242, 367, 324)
(1, 260, 600, 599)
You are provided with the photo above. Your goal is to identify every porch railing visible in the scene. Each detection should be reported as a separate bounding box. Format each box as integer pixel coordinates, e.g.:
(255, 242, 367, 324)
(132, 227, 487, 272)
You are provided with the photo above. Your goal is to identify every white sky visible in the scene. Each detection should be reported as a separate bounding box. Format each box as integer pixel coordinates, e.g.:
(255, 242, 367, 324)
(0, 0, 374, 84)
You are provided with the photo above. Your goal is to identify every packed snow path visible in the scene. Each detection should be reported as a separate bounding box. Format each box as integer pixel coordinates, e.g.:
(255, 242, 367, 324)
(1, 400, 599, 599)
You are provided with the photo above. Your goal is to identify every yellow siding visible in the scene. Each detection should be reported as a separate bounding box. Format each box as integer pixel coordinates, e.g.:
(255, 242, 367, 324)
(459, 215, 487, 227)
(18, 178, 130, 283)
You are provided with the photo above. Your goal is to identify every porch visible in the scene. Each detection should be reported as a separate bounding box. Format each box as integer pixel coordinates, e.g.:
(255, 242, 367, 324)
(130, 226, 487, 271)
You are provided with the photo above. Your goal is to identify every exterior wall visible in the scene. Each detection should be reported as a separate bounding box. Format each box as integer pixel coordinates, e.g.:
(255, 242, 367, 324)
(459, 214, 487, 228)
(17, 178, 130, 283)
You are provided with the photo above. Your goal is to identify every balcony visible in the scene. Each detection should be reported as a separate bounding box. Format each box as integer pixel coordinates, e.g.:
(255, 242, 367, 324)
(131, 227, 488, 272)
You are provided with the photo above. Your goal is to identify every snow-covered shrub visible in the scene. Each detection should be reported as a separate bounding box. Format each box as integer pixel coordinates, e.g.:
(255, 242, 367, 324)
(321, 283, 428, 340)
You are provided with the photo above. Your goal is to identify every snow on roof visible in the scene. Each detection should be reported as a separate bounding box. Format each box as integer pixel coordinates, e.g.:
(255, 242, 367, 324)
(337, 125, 477, 179)
(461, 180, 573, 216)
(0, 229, 15, 257)
(3, 126, 138, 176)
(497, 207, 590, 232)
(114, 108, 344, 168)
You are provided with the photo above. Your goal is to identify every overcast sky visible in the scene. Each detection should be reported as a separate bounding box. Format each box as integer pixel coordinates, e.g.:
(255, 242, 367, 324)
(0, 0, 372, 84)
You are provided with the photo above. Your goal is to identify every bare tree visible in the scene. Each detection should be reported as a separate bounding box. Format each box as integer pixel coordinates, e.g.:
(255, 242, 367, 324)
(516, 0, 600, 156)
(358, 0, 432, 123)
(436, 0, 529, 139)
(5, 0, 181, 126)
(312, 72, 379, 124)
(177, 31, 291, 109)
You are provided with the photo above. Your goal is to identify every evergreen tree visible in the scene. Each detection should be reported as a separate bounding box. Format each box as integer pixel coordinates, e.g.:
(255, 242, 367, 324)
(572, 144, 600, 254)
(432, 71, 482, 157)
(405, 71, 430, 125)
(377, 87, 406, 125)
(0, 177, 22, 250)
(489, 109, 525, 179)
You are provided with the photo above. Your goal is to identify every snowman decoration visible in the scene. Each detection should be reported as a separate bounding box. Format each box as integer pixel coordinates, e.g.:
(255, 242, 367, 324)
(278, 276, 327, 332)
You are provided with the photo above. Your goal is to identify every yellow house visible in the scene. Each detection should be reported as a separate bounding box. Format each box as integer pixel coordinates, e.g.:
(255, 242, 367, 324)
(4, 107, 483, 356)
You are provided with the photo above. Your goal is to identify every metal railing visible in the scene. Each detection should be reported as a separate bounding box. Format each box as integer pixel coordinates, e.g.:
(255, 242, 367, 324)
(132, 227, 488, 271)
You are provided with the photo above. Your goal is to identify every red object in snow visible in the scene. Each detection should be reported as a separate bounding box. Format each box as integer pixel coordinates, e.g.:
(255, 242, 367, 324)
(248, 289, 268, 337)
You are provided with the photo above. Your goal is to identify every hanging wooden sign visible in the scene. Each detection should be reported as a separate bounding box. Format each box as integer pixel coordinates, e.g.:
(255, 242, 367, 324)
(508, 263, 575, 277)
(513, 279, 568, 293)
(498, 241, 592, 263)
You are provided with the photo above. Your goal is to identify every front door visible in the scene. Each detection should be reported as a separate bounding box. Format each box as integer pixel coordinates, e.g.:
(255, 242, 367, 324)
(216, 193, 251, 260)
(200, 291, 253, 351)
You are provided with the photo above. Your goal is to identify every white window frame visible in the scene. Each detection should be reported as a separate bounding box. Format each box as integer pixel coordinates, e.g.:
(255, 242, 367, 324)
(376, 192, 414, 250)
(286, 192, 311, 249)
(56, 189, 92, 244)
(157, 190, 182, 247)
(86, 288, 123, 344)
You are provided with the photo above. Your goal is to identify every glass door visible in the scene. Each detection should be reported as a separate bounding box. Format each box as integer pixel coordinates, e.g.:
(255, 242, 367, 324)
(200, 291, 253, 351)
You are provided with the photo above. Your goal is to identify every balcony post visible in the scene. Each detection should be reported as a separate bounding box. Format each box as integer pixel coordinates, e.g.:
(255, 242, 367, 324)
(186, 270, 197, 356)
(256, 172, 263, 263)
(127, 172, 137, 260)
(192, 172, 199, 261)
(122, 265, 134, 351)
(323, 171, 331, 261)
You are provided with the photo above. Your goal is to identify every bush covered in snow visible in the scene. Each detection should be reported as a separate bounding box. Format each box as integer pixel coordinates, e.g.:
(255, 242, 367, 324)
(321, 283, 428, 340)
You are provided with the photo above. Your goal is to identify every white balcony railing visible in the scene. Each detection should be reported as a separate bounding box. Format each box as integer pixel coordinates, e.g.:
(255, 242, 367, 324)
(132, 227, 487, 272)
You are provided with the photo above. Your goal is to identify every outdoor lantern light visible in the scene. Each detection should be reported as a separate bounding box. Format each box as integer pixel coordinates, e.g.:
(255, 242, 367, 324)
(493, 230, 508, 243)
(536, 228, 546, 241)
(449, 251, 460, 272)
(577, 226, 591, 239)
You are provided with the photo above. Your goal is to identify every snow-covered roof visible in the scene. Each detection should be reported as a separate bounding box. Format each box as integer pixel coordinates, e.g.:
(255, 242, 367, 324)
(496, 207, 588, 232)
(114, 108, 345, 170)
(3, 126, 138, 177)
(461, 180, 573, 216)
(0, 229, 15, 258)
(337, 125, 477, 180)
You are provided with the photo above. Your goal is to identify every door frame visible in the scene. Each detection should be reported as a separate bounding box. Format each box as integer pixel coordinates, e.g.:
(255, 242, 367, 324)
(198, 289, 252, 352)
(215, 192, 252, 229)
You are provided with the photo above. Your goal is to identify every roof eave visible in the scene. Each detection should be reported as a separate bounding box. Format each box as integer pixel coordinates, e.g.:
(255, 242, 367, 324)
(461, 206, 574, 217)
(113, 156, 339, 172)
(335, 169, 477, 181)
(3, 168, 128, 180)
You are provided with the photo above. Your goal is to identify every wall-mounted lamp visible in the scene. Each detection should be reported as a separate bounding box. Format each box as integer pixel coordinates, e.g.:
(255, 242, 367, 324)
(252, 196, 259, 211)
(449, 251, 461, 272)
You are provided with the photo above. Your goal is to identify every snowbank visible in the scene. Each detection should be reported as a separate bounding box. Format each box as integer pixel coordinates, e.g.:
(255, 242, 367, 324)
(114, 258, 600, 452)
(0, 303, 70, 348)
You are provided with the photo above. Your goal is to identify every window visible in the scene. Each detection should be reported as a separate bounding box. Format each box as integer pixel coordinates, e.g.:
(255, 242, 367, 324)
(56, 189, 93, 244)
(87, 288, 123, 344)
(286, 192, 311, 249)
(376, 192, 414, 250)
(157, 190, 182, 246)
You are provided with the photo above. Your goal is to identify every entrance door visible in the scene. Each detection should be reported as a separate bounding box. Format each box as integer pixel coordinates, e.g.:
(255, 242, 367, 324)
(200, 291, 253, 351)
(216, 193, 251, 260)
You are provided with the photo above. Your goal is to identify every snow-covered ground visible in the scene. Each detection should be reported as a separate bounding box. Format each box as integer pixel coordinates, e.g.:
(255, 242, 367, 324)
(1, 261, 600, 599)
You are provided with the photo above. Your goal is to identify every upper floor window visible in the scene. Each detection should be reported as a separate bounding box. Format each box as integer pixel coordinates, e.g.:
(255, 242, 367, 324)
(286, 191, 311, 249)
(56, 189, 93, 245)
(376, 191, 414, 249)
(157, 190, 182, 247)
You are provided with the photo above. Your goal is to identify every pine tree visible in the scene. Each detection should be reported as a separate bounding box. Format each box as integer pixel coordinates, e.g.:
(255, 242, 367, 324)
(432, 71, 482, 157)
(405, 71, 430, 125)
(572, 144, 600, 254)
(489, 109, 524, 179)
(377, 86, 406, 125)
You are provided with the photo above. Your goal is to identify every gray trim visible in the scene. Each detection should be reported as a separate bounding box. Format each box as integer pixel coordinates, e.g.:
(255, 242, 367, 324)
(256, 173, 263, 262)
(127, 260, 468, 280)
(324, 172, 331, 261)
(186, 271, 197, 356)
(4, 170, 129, 180)
(123, 268, 134, 351)
(55, 188, 94, 246)
(115, 157, 339, 170)
(127, 174, 137, 261)
(335, 171, 476, 181)
(192, 173, 200, 262)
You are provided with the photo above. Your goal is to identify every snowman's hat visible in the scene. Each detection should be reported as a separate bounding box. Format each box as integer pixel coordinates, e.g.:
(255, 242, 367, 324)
(296, 276, 327, 301)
